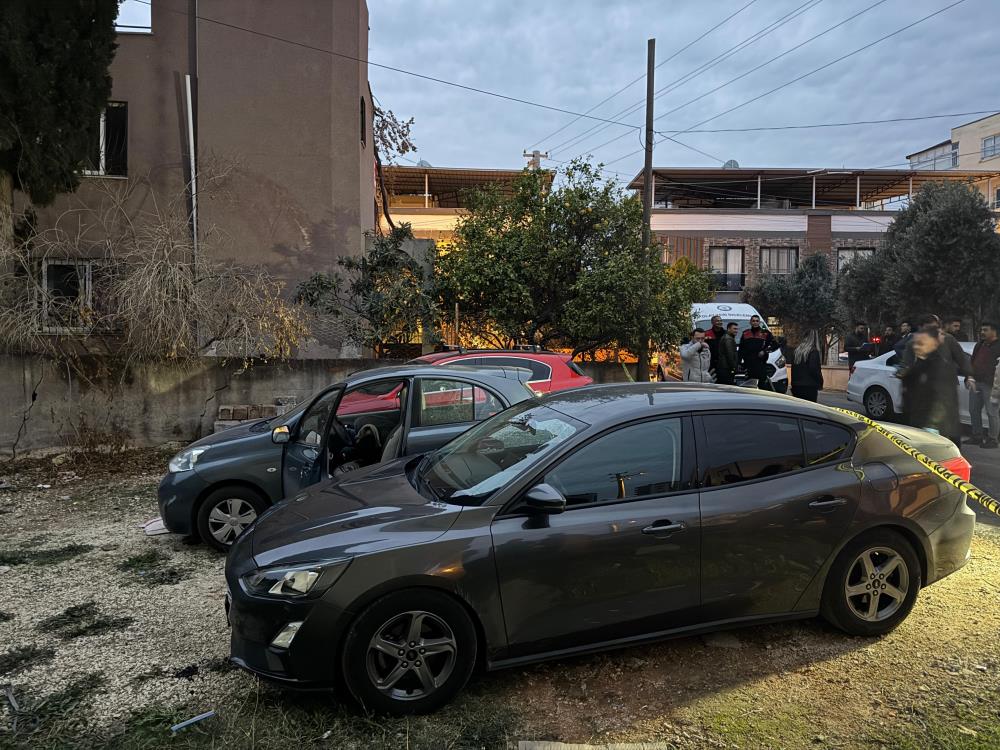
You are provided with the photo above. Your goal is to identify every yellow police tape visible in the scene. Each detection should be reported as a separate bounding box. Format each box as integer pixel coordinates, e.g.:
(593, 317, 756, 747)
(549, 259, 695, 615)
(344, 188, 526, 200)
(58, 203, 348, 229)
(833, 407, 1000, 516)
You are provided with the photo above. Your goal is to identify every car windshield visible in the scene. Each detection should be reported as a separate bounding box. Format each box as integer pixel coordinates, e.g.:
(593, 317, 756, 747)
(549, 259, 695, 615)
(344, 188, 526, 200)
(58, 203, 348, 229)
(415, 402, 585, 505)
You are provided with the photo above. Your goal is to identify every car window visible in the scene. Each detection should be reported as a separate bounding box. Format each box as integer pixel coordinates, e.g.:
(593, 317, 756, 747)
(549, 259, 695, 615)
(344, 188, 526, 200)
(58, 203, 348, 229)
(802, 420, 854, 465)
(701, 414, 804, 487)
(545, 419, 684, 507)
(417, 403, 585, 505)
(296, 389, 341, 446)
(480, 356, 552, 382)
(416, 379, 503, 427)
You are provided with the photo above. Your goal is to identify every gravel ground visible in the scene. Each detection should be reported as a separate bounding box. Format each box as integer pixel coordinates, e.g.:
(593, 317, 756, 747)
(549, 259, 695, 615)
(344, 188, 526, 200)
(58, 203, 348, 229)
(1, 450, 999, 750)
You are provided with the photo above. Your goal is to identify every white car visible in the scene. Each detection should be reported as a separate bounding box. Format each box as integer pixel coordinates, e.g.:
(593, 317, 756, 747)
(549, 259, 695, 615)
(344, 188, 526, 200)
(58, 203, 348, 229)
(691, 302, 789, 392)
(846, 342, 974, 423)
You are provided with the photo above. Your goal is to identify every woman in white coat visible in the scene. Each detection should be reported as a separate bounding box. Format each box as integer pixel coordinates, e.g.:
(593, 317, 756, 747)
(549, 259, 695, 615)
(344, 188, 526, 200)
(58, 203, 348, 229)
(680, 328, 715, 383)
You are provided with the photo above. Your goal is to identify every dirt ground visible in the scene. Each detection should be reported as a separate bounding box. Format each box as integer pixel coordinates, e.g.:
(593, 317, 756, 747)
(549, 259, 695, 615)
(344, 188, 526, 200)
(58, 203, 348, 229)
(1, 449, 999, 750)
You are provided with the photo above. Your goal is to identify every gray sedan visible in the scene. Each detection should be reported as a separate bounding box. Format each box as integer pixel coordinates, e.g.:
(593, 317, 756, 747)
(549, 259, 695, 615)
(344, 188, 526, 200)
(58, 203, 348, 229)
(158, 365, 533, 550)
(227, 383, 975, 714)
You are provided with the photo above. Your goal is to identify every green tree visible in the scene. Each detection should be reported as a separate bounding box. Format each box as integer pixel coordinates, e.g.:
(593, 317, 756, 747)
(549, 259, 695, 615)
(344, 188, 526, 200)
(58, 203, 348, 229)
(838, 250, 894, 330)
(881, 180, 1000, 326)
(436, 160, 710, 377)
(744, 253, 839, 355)
(295, 225, 439, 357)
(0, 0, 119, 246)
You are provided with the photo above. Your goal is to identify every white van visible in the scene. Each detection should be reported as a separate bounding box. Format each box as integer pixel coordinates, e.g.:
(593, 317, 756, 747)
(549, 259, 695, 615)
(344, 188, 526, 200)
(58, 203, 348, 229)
(690, 302, 788, 392)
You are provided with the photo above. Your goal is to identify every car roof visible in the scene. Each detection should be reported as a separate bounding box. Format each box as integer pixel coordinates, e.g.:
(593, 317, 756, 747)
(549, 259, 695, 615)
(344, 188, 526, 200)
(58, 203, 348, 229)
(535, 382, 856, 428)
(414, 349, 568, 362)
(340, 363, 531, 400)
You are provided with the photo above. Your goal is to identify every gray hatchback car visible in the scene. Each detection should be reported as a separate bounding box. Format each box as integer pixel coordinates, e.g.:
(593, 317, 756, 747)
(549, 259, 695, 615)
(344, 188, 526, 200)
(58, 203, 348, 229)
(158, 365, 533, 550)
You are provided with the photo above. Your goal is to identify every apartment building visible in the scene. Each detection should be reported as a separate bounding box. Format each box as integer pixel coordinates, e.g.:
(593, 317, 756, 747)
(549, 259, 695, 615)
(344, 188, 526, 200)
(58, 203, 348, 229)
(21, 0, 375, 355)
(379, 165, 551, 242)
(907, 111, 1000, 207)
(630, 166, 1000, 302)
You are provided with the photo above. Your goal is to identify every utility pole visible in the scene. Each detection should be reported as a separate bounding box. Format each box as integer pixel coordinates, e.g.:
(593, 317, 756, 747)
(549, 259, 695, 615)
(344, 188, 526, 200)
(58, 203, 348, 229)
(640, 38, 655, 249)
(523, 149, 548, 170)
(637, 37, 656, 382)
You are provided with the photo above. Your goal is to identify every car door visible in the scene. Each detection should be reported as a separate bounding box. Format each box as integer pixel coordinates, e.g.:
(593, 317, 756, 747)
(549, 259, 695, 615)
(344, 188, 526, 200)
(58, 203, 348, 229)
(402, 377, 507, 456)
(490, 416, 701, 659)
(282, 387, 342, 496)
(697, 412, 861, 621)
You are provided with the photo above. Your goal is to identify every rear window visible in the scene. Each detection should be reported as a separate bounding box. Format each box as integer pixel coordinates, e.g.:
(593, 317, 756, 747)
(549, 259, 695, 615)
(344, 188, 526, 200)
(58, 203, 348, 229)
(802, 420, 854, 465)
(701, 414, 804, 487)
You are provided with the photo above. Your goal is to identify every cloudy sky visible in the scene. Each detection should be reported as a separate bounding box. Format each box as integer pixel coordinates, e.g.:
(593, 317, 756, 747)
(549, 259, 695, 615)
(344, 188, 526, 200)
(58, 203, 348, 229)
(362, 0, 996, 182)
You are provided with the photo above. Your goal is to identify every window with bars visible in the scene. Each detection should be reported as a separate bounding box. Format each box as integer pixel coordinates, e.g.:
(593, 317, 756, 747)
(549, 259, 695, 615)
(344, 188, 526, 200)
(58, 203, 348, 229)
(983, 134, 999, 161)
(84, 102, 128, 177)
(759, 247, 798, 275)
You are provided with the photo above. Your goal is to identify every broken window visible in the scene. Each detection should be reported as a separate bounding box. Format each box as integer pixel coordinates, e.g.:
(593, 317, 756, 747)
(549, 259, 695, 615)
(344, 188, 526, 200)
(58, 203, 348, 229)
(42, 260, 93, 331)
(85, 102, 128, 177)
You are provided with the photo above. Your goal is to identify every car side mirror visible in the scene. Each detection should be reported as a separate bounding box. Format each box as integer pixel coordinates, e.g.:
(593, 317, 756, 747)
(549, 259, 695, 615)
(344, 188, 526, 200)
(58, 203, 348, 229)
(523, 483, 566, 514)
(272, 425, 290, 444)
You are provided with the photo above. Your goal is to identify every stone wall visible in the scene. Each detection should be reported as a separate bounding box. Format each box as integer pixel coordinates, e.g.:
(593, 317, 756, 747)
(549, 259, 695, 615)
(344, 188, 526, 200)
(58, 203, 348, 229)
(0, 356, 382, 456)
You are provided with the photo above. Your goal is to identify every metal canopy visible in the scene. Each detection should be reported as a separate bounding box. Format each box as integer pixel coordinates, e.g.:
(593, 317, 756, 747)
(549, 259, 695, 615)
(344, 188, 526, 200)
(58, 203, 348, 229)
(628, 167, 1000, 209)
(383, 165, 550, 205)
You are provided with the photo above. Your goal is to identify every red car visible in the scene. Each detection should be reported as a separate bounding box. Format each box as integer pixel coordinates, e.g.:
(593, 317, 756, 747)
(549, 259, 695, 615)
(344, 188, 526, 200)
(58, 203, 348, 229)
(410, 349, 593, 393)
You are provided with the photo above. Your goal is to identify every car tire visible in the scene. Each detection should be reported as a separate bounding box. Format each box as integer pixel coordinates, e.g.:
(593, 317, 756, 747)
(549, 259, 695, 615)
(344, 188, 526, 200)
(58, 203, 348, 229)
(863, 386, 894, 421)
(341, 589, 477, 715)
(196, 486, 268, 552)
(821, 529, 921, 637)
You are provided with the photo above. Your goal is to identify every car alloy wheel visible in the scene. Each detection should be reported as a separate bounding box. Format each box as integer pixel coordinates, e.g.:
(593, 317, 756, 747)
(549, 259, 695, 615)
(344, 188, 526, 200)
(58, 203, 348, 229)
(844, 546, 909, 622)
(365, 610, 457, 701)
(206, 497, 258, 546)
(864, 388, 890, 419)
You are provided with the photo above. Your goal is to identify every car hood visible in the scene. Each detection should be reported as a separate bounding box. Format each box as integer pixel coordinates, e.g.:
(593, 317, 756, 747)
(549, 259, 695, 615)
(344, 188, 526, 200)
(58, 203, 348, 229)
(186, 419, 275, 449)
(249, 458, 463, 568)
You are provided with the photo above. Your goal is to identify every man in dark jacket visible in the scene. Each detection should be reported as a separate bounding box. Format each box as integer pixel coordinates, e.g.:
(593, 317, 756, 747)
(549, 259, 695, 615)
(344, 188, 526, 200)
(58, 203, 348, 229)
(740, 315, 775, 390)
(704, 315, 726, 374)
(716, 322, 739, 385)
(845, 322, 873, 369)
(878, 325, 898, 356)
(946, 317, 967, 342)
(902, 325, 961, 447)
(970, 322, 1000, 449)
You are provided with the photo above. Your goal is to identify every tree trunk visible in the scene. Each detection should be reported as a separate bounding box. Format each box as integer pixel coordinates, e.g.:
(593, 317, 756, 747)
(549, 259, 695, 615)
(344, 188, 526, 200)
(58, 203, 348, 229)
(0, 169, 13, 253)
(635, 339, 650, 382)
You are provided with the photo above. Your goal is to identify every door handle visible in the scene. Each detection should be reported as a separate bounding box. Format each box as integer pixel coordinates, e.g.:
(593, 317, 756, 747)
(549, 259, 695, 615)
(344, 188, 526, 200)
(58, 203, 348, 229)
(641, 520, 686, 536)
(809, 496, 847, 509)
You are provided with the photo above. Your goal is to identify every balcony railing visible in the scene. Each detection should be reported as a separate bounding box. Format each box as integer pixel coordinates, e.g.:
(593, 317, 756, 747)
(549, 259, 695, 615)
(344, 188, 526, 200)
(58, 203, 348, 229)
(712, 272, 746, 292)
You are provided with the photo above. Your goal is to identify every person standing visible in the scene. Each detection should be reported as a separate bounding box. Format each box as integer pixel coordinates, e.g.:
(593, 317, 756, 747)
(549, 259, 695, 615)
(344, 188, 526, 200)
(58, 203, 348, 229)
(704, 315, 726, 374)
(740, 315, 776, 390)
(901, 325, 961, 447)
(946, 317, 967, 342)
(791, 330, 824, 402)
(878, 325, 898, 356)
(716, 322, 739, 385)
(969, 322, 1000, 449)
(680, 328, 714, 383)
(894, 322, 913, 358)
(845, 322, 873, 369)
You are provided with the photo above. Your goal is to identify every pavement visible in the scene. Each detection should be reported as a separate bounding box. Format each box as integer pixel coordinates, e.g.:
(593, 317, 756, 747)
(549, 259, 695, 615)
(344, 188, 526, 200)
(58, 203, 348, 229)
(819, 390, 1000, 527)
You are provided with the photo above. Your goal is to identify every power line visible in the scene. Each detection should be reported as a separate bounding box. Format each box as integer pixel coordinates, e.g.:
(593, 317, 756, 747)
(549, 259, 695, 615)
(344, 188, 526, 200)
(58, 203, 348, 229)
(581, 0, 887, 161)
(527, 0, 759, 151)
(129, 0, 649, 133)
(551, 0, 823, 158)
(656, 109, 1000, 135)
(601, 0, 970, 169)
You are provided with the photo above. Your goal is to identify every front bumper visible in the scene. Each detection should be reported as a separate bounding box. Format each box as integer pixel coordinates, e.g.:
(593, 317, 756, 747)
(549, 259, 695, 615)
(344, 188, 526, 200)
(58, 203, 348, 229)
(925, 493, 976, 585)
(157, 470, 211, 536)
(224, 536, 350, 689)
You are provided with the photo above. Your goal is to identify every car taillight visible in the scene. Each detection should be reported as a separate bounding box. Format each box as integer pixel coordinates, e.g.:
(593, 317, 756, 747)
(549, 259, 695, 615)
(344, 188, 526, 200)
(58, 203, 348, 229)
(939, 456, 972, 482)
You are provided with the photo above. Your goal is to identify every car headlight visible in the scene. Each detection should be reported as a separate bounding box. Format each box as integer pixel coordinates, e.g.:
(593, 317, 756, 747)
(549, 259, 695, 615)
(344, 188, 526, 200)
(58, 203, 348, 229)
(241, 559, 351, 599)
(775, 356, 786, 369)
(168, 446, 210, 473)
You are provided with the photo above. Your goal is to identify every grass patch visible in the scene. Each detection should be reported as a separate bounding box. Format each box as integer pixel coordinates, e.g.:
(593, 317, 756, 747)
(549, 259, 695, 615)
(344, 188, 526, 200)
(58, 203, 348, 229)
(37, 602, 134, 641)
(72, 685, 525, 750)
(699, 692, 815, 748)
(0, 544, 93, 567)
(116, 549, 189, 587)
(4, 671, 106, 748)
(0, 644, 56, 677)
(875, 703, 1000, 750)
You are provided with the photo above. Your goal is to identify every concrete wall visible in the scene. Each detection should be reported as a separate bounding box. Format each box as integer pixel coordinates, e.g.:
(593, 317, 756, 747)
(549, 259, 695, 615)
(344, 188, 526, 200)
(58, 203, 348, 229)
(0, 355, 382, 455)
